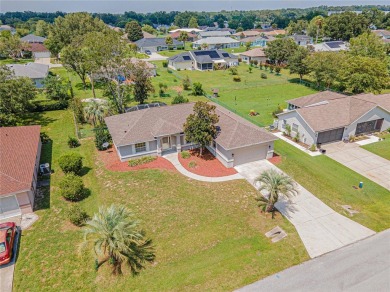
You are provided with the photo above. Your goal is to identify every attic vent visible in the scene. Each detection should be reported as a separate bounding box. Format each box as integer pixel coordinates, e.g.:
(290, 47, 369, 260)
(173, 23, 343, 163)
(304, 101, 329, 108)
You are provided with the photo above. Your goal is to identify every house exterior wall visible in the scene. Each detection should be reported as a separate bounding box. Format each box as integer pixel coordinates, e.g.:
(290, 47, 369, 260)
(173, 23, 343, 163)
(230, 143, 273, 166)
(343, 107, 390, 139)
(34, 57, 51, 65)
(192, 42, 239, 49)
(16, 191, 33, 214)
(277, 111, 317, 146)
(240, 55, 267, 64)
(169, 61, 194, 70)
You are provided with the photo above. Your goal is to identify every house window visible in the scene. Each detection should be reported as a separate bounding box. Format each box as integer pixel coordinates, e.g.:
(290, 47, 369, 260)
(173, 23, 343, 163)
(282, 120, 287, 129)
(292, 123, 299, 132)
(135, 142, 146, 153)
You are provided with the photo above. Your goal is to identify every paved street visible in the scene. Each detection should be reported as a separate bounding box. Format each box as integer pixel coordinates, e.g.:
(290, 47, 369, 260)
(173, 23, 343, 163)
(235, 160, 375, 258)
(237, 229, 390, 292)
(322, 142, 390, 191)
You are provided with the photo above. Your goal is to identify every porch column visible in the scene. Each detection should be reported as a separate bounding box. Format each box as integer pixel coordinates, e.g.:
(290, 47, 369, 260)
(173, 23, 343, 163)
(176, 134, 182, 152)
(157, 137, 162, 156)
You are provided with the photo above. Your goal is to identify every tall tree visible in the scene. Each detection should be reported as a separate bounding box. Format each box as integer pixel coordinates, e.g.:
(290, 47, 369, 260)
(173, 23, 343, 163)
(286, 19, 308, 35)
(142, 24, 156, 35)
(84, 101, 108, 126)
(61, 42, 89, 90)
(323, 12, 369, 41)
(264, 38, 298, 65)
(288, 46, 311, 81)
(307, 15, 324, 43)
(165, 36, 173, 46)
(188, 17, 198, 28)
(43, 75, 70, 102)
(349, 32, 387, 59)
(82, 205, 155, 275)
(0, 34, 26, 60)
(178, 31, 189, 49)
(34, 20, 50, 37)
(125, 21, 143, 42)
(131, 61, 155, 104)
(362, 8, 385, 28)
(183, 101, 219, 156)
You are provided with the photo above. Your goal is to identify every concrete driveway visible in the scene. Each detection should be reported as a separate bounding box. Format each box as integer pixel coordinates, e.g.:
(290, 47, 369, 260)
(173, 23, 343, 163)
(322, 142, 390, 191)
(0, 227, 21, 292)
(142, 52, 168, 61)
(235, 160, 375, 258)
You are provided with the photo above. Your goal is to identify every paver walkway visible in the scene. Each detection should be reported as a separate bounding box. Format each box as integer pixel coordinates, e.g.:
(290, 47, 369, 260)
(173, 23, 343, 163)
(322, 142, 390, 191)
(163, 153, 243, 182)
(235, 160, 375, 258)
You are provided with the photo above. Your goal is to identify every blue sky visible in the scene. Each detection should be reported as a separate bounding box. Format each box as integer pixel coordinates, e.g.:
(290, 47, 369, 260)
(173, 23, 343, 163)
(1, 1, 389, 13)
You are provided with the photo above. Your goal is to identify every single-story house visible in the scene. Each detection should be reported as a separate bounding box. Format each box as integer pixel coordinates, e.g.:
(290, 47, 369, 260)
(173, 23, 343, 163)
(277, 91, 390, 145)
(198, 31, 231, 38)
(20, 34, 46, 44)
(232, 30, 261, 39)
(169, 28, 203, 34)
(0, 126, 42, 219)
(135, 37, 184, 52)
(372, 29, 390, 40)
(0, 25, 16, 34)
(192, 37, 240, 50)
(6, 63, 49, 88)
(142, 31, 155, 38)
(169, 31, 197, 42)
(312, 41, 348, 52)
(168, 49, 238, 71)
(22, 43, 51, 63)
(105, 102, 277, 167)
(240, 48, 267, 64)
(288, 34, 313, 46)
(239, 35, 276, 47)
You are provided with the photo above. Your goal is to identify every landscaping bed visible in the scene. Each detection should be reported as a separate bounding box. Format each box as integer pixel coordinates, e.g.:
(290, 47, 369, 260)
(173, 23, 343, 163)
(178, 148, 238, 177)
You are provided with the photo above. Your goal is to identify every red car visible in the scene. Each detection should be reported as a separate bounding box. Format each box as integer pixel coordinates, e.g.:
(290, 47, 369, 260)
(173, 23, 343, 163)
(0, 222, 17, 265)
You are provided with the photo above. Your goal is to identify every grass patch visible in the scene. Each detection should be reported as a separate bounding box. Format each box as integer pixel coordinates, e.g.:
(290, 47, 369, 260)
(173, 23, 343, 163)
(361, 133, 390, 160)
(128, 156, 157, 167)
(274, 139, 390, 232)
(0, 58, 33, 65)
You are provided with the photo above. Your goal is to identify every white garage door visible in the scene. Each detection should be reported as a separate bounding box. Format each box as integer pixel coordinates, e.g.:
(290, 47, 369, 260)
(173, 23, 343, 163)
(0, 196, 21, 219)
(233, 144, 268, 166)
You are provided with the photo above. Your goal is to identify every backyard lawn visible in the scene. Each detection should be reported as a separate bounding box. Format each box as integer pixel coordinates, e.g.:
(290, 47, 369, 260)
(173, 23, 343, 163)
(0, 57, 33, 65)
(274, 140, 390, 232)
(14, 110, 309, 291)
(361, 133, 390, 160)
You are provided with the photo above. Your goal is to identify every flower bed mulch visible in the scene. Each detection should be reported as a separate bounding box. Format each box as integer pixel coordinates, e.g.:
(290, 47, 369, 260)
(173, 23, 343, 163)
(98, 148, 176, 172)
(178, 148, 238, 177)
(268, 153, 282, 165)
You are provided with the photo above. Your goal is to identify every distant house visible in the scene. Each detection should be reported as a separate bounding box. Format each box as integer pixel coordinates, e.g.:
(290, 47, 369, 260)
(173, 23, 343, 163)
(240, 35, 276, 47)
(135, 38, 184, 52)
(252, 28, 286, 36)
(23, 43, 51, 64)
(198, 31, 231, 38)
(142, 31, 155, 38)
(192, 37, 240, 50)
(312, 41, 348, 52)
(6, 63, 49, 88)
(0, 24, 16, 34)
(129, 57, 156, 76)
(20, 34, 46, 44)
(240, 48, 267, 64)
(288, 34, 313, 46)
(372, 29, 390, 43)
(169, 28, 203, 34)
(232, 30, 261, 39)
(0, 126, 42, 219)
(168, 49, 238, 71)
(169, 31, 197, 42)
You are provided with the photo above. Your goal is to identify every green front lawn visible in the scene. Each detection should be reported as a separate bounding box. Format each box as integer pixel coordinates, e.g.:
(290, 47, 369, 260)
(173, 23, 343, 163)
(0, 58, 34, 65)
(14, 110, 308, 291)
(361, 133, 390, 160)
(223, 46, 248, 54)
(274, 140, 390, 232)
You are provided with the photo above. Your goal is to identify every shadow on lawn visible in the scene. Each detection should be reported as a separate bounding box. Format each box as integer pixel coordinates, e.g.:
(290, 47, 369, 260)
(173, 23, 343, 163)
(21, 112, 56, 127)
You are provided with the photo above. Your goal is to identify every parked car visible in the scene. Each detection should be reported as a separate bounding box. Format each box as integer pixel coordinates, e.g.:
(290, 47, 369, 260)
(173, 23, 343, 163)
(145, 50, 152, 55)
(0, 222, 17, 265)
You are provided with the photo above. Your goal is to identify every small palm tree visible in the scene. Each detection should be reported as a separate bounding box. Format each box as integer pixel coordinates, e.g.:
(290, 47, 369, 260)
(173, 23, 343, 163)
(84, 101, 107, 127)
(82, 204, 155, 275)
(255, 169, 298, 217)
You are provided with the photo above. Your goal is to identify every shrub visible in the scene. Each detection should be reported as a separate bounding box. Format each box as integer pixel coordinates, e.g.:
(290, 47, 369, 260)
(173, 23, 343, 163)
(182, 75, 191, 90)
(284, 124, 292, 137)
(32, 100, 68, 112)
(128, 156, 157, 167)
(172, 94, 189, 104)
(59, 174, 85, 201)
(275, 66, 281, 75)
(261, 73, 267, 79)
(66, 205, 89, 226)
(387, 128, 390, 133)
(67, 136, 80, 148)
(238, 57, 242, 62)
(94, 126, 112, 150)
(349, 135, 356, 142)
(233, 76, 241, 82)
(192, 82, 204, 96)
(272, 105, 284, 118)
(162, 60, 168, 67)
(40, 132, 50, 144)
(309, 144, 316, 152)
(58, 153, 83, 175)
(253, 60, 259, 66)
(189, 161, 197, 168)
(167, 69, 172, 73)
(181, 151, 191, 159)
(248, 67, 253, 73)
(293, 132, 300, 142)
(269, 65, 275, 73)
(229, 67, 238, 75)
(71, 98, 85, 123)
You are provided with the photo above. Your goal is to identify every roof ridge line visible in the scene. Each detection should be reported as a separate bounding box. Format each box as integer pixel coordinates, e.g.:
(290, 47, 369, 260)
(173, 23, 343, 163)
(117, 109, 148, 145)
(0, 170, 30, 185)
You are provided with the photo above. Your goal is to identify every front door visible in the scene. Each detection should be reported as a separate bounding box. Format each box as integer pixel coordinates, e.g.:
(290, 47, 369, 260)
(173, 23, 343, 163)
(162, 137, 171, 150)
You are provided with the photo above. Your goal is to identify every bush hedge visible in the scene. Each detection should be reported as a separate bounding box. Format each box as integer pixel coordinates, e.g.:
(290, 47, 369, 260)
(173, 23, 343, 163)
(181, 151, 191, 159)
(59, 174, 85, 201)
(66, 205, 89, 226)
(172, 94, 189, 104)
(128, 156, 157, 167)
(58, 153, 83, 175)
(67, 137, 80, 148)
(32, 100, 68, 112)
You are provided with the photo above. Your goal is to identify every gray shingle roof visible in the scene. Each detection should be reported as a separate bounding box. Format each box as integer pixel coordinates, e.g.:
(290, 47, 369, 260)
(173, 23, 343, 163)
(6, 63, 49, 79)
(287, 91, 346, 108)
(199, 31, 231, 38)
(20, 34, 46, 43)
(135, 37, 183, 48)
(105, 102, 277, 150)
(168, 49, 237, 64)
(193, 37, 239, 45)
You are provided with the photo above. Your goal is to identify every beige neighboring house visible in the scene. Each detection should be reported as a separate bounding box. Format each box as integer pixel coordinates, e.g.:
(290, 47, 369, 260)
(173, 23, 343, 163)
(232, 30, 261, 39)
(277, 91, 390, 146)
(105, 103, 277, 167)
(372, 29, 390, 43)
(240, 48, 267, 64)
(0, 126, 42, 219)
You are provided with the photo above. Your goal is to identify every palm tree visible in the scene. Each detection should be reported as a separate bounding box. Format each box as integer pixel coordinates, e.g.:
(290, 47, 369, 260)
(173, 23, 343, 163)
(82, 205, 155, 275)
(313, 16, 324, 44)
(84, 101, 108, 127)
(178, 31, 189, 49)
(255, 169, 298, 217)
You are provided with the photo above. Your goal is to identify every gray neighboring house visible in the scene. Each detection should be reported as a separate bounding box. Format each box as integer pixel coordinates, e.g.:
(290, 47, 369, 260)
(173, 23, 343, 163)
(0, 25, 16, 34)
(288, 34, 313, 46)
(20, 34, 46, 43)
(7, 63, 49, 88)
(135, 38, 184, 52)
(105, 103, 277, 167)
(198, 31, 232, 38)
(192, 37, 240, 49)
(277, 91, 390, 146)
(168, 49, 238, 71)
(313, 41, 348, 52)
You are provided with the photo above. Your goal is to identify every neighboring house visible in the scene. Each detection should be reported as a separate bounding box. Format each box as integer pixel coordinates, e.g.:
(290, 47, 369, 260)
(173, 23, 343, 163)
(129, 57, 157, 76)
(253, 28, 286, 36)
(277, 91, 390, 145)
(169, 28, 203, 34)
(105, 103, 277, 167)
(312, 41, 349, 52)
(0, 126, 42, 219)
(142, 31, 155, 38)
(198, 31, 232, 38)
(135, 38, 184, 52)
(169, 31, 197, 42)
(0, 24, 16, 34)
(240, 48, 267, 64)
(6, 63, 49, 88)
(239, 35, 276, 47)
(192, 37, 240, 49)
(232, 30, 261, 39)
(20, 34, 46, 44)
(23, 43, 51, 64)
(372, 29, 390, 43)
(168, 49, 238, 71)
(288, 34, 313, 46)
